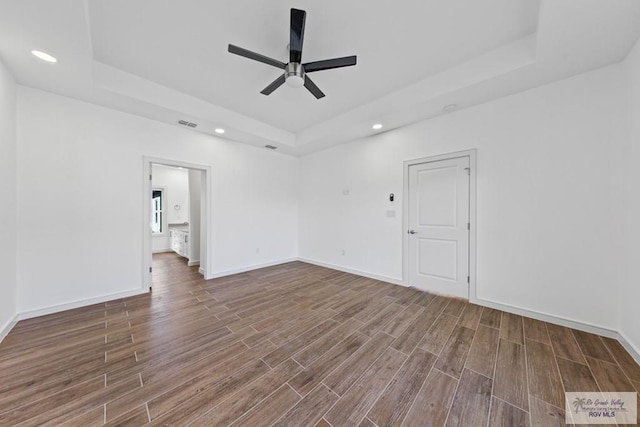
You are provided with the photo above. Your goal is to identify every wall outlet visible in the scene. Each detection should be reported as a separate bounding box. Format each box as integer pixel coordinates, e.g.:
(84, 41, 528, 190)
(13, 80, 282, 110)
(341, 249, 346, 256)
(342, 189, 350, 196)
(256, 248, 260, 254)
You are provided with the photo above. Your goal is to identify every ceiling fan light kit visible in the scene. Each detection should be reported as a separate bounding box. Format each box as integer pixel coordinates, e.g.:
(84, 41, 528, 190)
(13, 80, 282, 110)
(228, 8, 357, 99)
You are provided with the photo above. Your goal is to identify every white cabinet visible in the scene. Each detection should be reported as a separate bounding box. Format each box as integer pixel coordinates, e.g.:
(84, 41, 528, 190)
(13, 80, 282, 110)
(170, 229, 189, 259)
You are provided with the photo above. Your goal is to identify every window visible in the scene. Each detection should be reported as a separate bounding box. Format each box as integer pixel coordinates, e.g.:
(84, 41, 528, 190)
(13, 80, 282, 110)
(151, 189, 164, 233)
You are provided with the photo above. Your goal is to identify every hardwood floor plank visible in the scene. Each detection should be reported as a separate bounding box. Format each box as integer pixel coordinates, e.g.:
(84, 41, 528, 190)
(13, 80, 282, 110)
(146, 359, 270, 425)
(263, 319, 340, 367)
(600, 337, 640, 382)
(479, 307, 502, 329)
(391, 307, 441, 354)
(523, 317, 551, 344)
(229, 384, 300, 427)
(489, 397, 530, 427)
(358, 303, 405, 337)
(57, 406, 104, 427)
(381, 304, 423, 338)
(292, 318, 363, 367)
(546, 323, 586, 365)
(526, 339, 565, 408)
(445, 368, 492, 427)
(494, 338, 529, 411)
(289, 332, 369, 396)
(107, 335, 266, 418)
(367, 348, 437, 426)
(434, 326, 475, 379)
(358, 417, 377, 427)
(103, 406, 149, 427)
(2, 254, 637, 427)
(500, 312, 524, 345)
(457, 304, 483, 330)
(418, 313, 459, 355)
(465, 324, 499, 378)
(556, 357, 600, 392)
(529, 397, 565, 427)
(271, 384, 339, 427)
(402, 369, 458, 427)
(584, 356, 636, 392)
(190, 358, 303, 425)
(442, 299, 467, 317)
(324, 332, 396, 395)
(324, 347, 407, 427)
(571, 330, 615, 363)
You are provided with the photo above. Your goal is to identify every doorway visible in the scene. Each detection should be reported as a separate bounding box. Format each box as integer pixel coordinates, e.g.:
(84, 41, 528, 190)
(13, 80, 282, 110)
(403, 150, 476, 299)
(142, 157, 212, 290)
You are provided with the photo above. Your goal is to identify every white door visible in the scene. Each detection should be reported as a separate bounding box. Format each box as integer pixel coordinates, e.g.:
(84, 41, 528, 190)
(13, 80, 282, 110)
(408, 156, 470, 298)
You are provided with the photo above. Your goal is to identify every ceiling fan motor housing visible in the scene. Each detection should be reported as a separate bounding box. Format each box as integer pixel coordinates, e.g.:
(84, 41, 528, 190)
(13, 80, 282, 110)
(285, 62, 305, 88)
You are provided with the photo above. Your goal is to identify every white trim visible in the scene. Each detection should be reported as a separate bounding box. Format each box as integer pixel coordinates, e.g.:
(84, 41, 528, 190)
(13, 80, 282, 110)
(15, 288, 149, 321)
(208, 258, 298, 279)
(298, 257, 408, 287)
(152, 249, 173, 254)
(188, 260, 200, 267)
(472, 295, 640, 365)
(0, 314, 19, 343)
(472, 295, 619, 338)
(618, 330, 640, 365)
(143, 157, 213, 287)
(1, 259, 638, 365)
(402, 149, 477, 299)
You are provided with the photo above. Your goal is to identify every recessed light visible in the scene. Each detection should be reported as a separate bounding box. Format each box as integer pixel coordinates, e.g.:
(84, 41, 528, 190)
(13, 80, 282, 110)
(372, 123, 383, 130)
(31, 50, 57, 63)
(214, 128, 225, 134)
(443, 104, 457, 113)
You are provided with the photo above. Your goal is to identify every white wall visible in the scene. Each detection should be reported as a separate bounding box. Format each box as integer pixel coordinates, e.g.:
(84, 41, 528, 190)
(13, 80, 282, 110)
(299, 64, 627, 331)
(188, 169, 202, 265)
(16, 87, 298, 313)
(0, 59, 17, 335)
(621, 39, 640, 354)
(152, 165, 190, 224)
(151, 165, 189, 252)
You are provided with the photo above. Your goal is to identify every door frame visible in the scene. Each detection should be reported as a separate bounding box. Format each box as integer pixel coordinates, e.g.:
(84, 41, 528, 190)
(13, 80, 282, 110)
(142, 156, 213, 290)
(402, 149, 477, 299)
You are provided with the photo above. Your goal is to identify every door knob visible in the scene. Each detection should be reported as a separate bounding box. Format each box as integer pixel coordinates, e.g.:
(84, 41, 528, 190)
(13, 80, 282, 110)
(408, 230, 418, 234)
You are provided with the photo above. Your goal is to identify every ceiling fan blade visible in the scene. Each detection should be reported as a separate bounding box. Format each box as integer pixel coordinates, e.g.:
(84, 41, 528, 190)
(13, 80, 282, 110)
(260, 74, 286, 95)
(290, 8, 306, 63)
(304, 76, 325, 99)
(303, 56, 357, 73)
(228, 44, 286, 69)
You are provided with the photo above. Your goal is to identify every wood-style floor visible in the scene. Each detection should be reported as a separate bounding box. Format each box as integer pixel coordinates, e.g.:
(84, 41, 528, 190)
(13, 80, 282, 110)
(1, 253, 639, 426)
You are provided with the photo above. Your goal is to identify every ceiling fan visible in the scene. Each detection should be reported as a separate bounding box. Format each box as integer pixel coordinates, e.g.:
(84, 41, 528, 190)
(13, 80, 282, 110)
(228, 8, 357, 99)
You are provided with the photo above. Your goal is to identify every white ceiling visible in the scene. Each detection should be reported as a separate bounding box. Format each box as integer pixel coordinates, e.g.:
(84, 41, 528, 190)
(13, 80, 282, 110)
(1, 0, 639, 155)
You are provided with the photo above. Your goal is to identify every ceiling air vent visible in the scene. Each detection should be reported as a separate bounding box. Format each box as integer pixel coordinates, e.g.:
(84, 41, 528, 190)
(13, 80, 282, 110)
(265, 145, 277, 150)
(178, 120, 198, 128)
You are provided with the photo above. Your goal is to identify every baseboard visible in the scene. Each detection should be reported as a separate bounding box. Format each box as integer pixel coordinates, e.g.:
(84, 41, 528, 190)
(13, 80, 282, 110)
(206, 258, 298, 279)
(16, 288, 149, 321)
(297, 257, 408, 287)
(152, 249, 173, 254)
(0, 313, 18, 343)
(297, 258, 640, 364)
(199, 267, 205, 276)
(617, 330, 640, 365)
(188, 260, 200, 267)
(470, 296, 640, 365)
